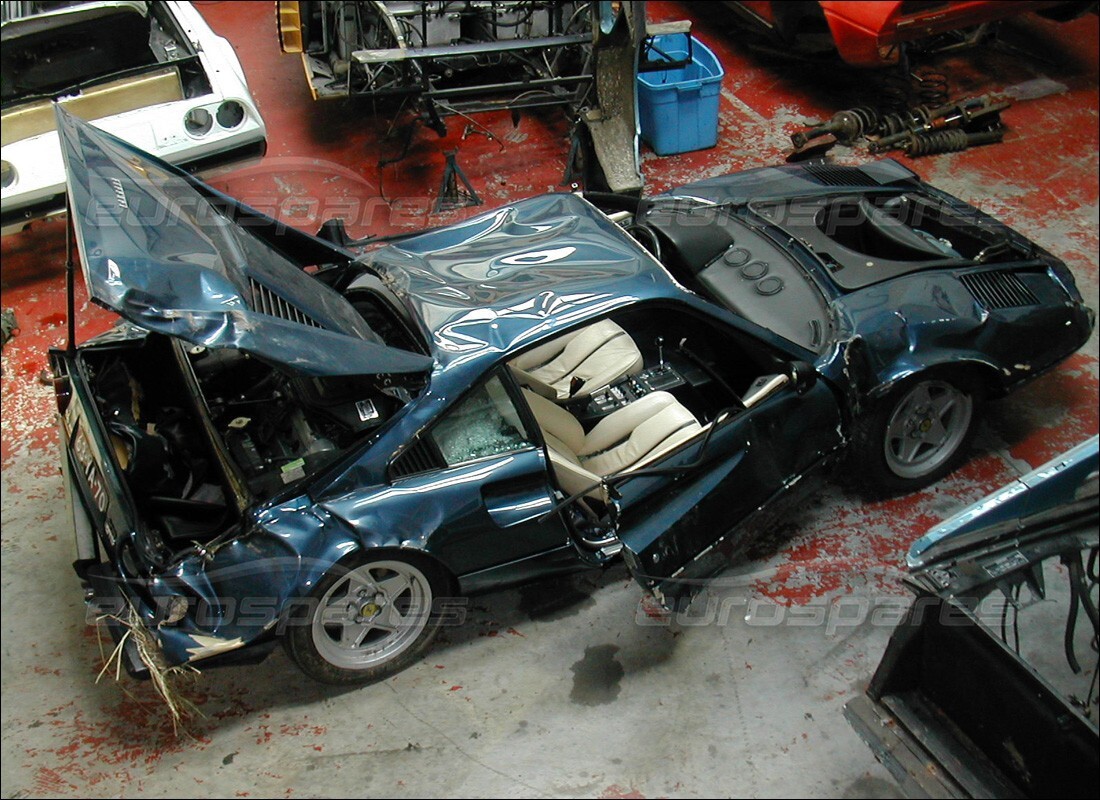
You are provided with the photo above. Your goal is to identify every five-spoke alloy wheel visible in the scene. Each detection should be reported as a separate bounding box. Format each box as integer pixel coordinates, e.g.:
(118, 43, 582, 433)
(284, 553, 446, 685)
(851, 374, 981, 495)
(882, 379, 974, 481)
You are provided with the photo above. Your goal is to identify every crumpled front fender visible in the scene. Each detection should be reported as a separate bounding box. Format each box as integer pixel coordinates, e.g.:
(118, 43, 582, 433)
(147, 494, 369, 665)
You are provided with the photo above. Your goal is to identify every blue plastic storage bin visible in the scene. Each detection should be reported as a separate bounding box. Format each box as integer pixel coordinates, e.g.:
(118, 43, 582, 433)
(638, 34, 724, 156)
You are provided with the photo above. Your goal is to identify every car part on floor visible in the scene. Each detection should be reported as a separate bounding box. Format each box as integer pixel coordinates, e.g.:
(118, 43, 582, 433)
(903, 125, 1006, 156)
(846, 436, 1099, 798)
(789, 93, 1011, 158)
(870, 96, 1010, 152)
(790, 106, 880, 149)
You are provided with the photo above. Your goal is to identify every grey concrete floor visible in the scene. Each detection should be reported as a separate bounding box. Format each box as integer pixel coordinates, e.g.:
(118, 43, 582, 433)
(3, 417, 1080, 798)
(2, 440, 907, 797)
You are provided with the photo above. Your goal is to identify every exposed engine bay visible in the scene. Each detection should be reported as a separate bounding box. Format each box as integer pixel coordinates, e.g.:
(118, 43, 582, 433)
(1, 1, 209, 106)
(185, 345, 400, 497)
(82, 332, 407, 549)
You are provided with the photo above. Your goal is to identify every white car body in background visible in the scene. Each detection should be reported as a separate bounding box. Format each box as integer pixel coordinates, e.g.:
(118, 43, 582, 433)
(1, 0, 266, 234)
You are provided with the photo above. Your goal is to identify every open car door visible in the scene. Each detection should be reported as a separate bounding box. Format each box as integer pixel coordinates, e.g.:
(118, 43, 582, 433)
(615, 371, 844, 606)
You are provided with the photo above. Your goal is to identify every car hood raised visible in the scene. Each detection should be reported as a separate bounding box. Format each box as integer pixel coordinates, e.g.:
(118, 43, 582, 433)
(907, 435, 1099, 576)
(56, 107, 432, 377)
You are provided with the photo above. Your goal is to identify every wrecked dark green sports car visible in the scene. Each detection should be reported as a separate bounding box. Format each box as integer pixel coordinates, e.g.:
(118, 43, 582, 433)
(51, 108, 1093, 684)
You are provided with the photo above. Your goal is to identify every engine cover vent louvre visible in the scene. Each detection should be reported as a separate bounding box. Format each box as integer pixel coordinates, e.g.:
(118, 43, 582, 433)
(389, 437, 444, 479)
(803, 164, 874, 187)
(249, 279, 323, 328)
(960, 270, 1039, 310)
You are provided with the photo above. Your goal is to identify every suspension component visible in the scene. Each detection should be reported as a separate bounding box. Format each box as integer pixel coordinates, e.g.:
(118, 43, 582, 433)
(791, 106, 879, 149)
(876, 69, 914, 114)
(912, 66, 949, 107)
(875, 105, 934, 138)
(904, 127, 1005, 157)
(870, 97, 1010, 153)
(875, 65, 949, 116)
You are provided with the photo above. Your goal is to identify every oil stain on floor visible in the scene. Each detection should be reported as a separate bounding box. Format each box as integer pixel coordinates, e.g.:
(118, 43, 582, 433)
(570, 644, 624, 706)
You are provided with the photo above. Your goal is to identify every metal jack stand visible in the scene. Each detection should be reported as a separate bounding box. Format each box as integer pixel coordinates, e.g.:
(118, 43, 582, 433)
(434, 150, 481, 213)
(562, 126, 583, 186)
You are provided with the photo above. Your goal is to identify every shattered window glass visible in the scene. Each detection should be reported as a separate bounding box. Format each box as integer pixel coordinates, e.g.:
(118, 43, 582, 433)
(431, 375, 532, 466)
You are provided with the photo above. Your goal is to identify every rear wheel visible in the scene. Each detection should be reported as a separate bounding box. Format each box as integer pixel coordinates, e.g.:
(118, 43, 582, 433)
(284, 552, 446, 685)
(851, 375, 980, 495)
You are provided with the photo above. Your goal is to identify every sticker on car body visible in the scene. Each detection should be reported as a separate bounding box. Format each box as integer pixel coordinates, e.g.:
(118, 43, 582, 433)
(72, 423, 111, 519)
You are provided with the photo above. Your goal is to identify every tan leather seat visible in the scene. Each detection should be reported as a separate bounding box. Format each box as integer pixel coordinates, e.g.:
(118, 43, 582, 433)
(522, 388, 703, 499)
(510, 320, 644, 401)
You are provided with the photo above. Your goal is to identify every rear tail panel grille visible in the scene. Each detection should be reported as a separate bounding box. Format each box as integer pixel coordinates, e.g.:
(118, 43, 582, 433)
(960, 270, 1039, 310)
(249, 279, 323, 328)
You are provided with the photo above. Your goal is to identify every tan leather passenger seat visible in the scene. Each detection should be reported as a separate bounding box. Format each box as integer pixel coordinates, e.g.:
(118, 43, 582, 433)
(510, 319, 644, 401)
(522, 388, 702, 498)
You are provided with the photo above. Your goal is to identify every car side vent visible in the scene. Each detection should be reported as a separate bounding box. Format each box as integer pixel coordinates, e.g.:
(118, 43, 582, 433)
(803, 164, 873, 187)
(389, 437, 443, 479)
(249, 278, 323, 328)
(960, 270, 1038, 310)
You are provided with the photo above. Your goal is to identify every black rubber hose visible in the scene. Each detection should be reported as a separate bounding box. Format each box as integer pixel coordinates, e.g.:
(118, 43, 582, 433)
(1062, 549, 1099, 674)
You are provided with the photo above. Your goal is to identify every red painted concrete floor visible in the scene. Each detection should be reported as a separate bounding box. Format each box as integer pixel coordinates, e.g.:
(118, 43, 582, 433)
(1, 2, 1097, 798)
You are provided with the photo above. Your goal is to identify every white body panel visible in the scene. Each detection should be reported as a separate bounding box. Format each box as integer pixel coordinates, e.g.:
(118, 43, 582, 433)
(1, 1, 266, 233)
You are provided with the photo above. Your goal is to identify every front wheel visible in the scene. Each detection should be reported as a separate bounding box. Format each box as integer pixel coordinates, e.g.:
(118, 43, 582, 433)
(283, 553, 446, 685)
(851, 376, 980, 495)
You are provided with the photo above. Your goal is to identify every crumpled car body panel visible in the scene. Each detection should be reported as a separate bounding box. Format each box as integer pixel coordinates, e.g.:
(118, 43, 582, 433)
(50, 117, 1095, 682)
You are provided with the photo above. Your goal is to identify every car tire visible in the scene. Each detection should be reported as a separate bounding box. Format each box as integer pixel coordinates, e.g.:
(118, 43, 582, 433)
(283, 552, 448, 685)
(850, 374, 981, 496)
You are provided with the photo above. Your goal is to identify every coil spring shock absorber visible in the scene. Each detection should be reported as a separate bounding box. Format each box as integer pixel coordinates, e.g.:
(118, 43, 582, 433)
(790, 106, 879, 149)
(876, 105, 933, 137)
(913, 66, 949, 108)
(871, 97, 1010, 153)
(876, 69, 913, 116)
(904, 127, 1005, 156)
(872, 65, 949, 136)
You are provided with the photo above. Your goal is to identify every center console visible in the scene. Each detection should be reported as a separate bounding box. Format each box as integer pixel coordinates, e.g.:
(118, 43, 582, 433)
(579, 362, 686, 418)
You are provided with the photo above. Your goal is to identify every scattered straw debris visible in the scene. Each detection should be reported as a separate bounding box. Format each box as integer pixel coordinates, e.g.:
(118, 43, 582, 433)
(95, 604, 204, 736)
